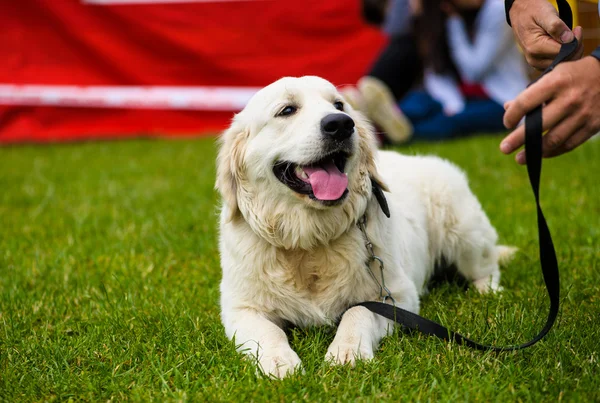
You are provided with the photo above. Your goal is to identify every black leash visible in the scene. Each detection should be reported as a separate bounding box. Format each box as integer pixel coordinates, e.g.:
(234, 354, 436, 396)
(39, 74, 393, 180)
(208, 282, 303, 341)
(353, 1, 578, 351)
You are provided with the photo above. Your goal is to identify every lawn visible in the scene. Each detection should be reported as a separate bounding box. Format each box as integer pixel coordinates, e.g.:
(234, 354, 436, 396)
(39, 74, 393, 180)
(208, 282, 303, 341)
(1, 135, 599, 402)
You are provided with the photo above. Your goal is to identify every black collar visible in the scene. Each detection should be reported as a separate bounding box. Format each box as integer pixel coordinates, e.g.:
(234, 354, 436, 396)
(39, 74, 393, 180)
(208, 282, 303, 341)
(371, 177, 390, 218)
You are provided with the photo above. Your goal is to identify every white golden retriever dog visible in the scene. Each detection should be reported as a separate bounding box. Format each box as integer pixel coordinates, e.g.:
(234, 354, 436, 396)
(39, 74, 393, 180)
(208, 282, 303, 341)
(216, 76, 513, 378)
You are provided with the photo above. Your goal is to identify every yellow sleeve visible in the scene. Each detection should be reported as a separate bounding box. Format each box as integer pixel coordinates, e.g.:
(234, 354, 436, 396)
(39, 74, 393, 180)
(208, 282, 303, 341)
(547, 0, 582, 26)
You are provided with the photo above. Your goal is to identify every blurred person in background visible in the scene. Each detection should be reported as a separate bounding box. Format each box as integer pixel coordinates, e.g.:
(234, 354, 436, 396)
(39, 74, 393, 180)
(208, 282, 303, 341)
(348, 0, 529, 143)
(343, 0, 423, 144)
(501, 0, 600, 164)
(399, 0, 529, 140)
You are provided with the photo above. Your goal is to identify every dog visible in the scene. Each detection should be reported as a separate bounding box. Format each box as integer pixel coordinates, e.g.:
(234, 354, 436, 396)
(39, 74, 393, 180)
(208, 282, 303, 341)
(216, 76, 514, 378)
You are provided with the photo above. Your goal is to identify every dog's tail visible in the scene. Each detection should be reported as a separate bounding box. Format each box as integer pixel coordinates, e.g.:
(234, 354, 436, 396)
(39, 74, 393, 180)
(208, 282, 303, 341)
(497, 245, 518, 266)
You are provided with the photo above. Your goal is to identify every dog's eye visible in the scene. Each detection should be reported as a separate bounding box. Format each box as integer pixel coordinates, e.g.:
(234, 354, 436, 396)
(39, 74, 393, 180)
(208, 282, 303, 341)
(333, 101, 344, 111)
(277, 105, 297, 117)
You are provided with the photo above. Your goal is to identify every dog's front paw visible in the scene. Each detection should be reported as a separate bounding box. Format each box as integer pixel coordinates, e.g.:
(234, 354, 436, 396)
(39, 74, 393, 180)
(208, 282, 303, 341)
(325, 342, 374, 366)
(257, 346, 302, 379)
(473, 276, 503, 294)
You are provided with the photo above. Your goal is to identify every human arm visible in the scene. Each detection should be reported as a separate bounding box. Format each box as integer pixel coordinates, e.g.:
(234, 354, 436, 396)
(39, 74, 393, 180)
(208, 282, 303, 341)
(424, 69, 466, 115)
(500, 54, 600, 163)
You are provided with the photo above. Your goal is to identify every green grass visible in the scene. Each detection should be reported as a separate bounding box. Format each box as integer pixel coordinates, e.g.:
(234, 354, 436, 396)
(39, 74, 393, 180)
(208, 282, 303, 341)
(1, 135, 599, 402)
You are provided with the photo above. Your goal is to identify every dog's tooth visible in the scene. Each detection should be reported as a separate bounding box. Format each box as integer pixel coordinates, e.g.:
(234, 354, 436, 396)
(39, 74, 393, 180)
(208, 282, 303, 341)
(295, 166, 309, 180)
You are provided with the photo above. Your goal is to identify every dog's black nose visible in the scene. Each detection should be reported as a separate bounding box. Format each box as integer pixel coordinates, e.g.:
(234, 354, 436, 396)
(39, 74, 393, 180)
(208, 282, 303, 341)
(320, 113, 355, 140)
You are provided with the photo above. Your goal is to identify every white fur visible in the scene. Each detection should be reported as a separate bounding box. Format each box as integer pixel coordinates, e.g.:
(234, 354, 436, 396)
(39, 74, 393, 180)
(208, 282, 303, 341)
(216, 76, 512, 378)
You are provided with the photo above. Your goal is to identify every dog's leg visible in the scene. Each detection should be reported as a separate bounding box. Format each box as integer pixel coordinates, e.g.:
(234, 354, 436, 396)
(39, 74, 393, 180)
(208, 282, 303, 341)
(455, 243, 504, 293)
(443, 200, 514, 294)
(326, 282, 419, 366)
(224, 308, 301, 378)
(325, 305, 391, 366)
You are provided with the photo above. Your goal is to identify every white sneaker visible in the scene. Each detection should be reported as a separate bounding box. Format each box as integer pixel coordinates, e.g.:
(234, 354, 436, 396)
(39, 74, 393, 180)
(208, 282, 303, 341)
(339, 86, 366, 113)
(358, 76, 413, 144)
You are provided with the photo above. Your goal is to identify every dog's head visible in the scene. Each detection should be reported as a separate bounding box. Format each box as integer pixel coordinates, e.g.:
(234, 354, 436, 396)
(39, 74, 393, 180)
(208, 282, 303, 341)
(216, 76, 387, 249)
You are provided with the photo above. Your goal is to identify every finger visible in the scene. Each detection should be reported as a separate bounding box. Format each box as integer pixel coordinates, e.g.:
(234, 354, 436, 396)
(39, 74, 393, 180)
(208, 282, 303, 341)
(528, 38, 562, 60)
(542, 144, 569, 159)
(525, 39, 581, 69)
(562, 126, 595, 151)
(563, 26, 585, 62)
(513, 129, 580, 164)
(501, 125, 525, 155)
(574, 26, 583, 43)
(502, 97, 575, 155)
(503, 74, 558, 129)
(545, 125, 594, 158)
(573, 26, 584, 60)
(524, 38, 561, 70)
(525, 28, 583, 70)
(543, 139, 581, 160)
(571, 42, 585, 61)
(516, 150, 526, 165)
(526, 56, 553, 71)
(541, 114, 586, 156)
(535, 11, 574, 44)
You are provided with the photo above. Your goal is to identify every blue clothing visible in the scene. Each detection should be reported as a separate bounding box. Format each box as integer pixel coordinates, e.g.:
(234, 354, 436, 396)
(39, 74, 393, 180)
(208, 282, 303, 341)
(399, 91, 506, 140)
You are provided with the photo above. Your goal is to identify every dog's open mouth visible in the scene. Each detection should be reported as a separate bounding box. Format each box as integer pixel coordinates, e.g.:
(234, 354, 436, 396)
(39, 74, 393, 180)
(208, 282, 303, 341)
(273, 151, 350, 204)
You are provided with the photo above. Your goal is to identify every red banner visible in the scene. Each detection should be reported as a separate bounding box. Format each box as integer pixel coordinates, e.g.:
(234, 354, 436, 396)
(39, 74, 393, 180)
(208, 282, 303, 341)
(0, 0, 385, 143)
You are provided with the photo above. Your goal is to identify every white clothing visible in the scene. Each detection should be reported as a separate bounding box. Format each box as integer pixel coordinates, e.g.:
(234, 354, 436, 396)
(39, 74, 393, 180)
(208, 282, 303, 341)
(442, 0, 529, 108)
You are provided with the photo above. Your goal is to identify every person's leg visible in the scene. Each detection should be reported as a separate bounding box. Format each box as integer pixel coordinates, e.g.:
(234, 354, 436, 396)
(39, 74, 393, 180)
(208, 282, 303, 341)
(348, 34, 422, 144)
(399, 90, 444, 123)
(450, 99, 506, 135)
(410, 113, 458, 140)
(358, 76, 413, 144)
(367, 34, 422, 101)
(411, 98, 506, 140)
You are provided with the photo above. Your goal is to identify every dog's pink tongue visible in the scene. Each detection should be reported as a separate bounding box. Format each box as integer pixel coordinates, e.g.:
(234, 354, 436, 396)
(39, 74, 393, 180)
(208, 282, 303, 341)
(303, 161, 348, 201)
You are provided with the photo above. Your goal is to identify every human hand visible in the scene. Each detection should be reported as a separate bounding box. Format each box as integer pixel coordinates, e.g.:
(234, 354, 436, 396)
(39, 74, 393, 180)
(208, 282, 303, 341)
(501, 57, 600, 164)
(410, 0, 423, 16)
(508, 0, 584, 69)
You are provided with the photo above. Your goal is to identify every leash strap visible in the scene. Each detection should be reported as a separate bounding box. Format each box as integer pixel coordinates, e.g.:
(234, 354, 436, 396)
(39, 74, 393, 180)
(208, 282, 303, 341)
(354, 0, 578, 351)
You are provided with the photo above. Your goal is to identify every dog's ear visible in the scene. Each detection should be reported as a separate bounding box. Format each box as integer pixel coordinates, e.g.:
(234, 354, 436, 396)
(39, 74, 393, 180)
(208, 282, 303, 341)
(215, 118, 249, 222)
(355, 112, 390, 193)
